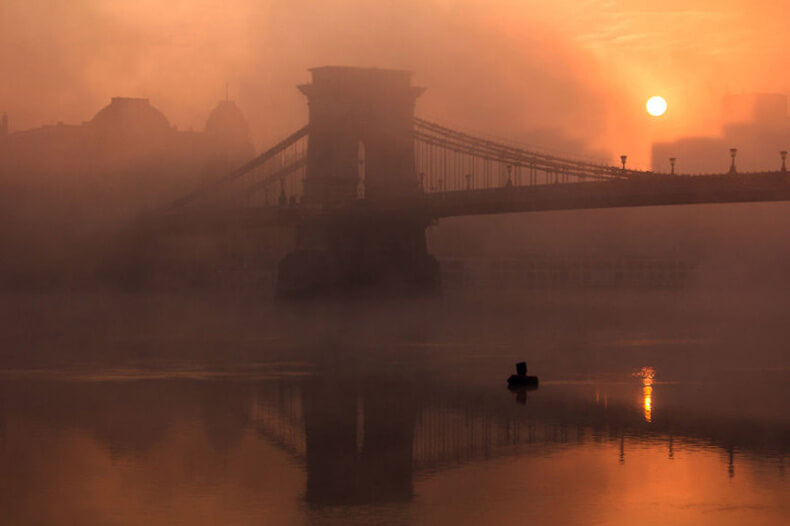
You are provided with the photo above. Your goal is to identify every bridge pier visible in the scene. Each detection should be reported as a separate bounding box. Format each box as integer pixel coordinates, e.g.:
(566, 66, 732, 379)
(276, 216, 440, 299)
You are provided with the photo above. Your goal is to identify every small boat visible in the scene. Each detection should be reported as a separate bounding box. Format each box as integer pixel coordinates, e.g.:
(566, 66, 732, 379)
(507, 374, 539, 387)
(507, 361, 539, 387)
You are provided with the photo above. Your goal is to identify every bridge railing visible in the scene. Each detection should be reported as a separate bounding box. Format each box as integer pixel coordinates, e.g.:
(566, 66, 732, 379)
(159, 117, 788, 217)
(163, 125, 309, 214)
(416, 118, 621, 192)
(413, 118, 680, 194)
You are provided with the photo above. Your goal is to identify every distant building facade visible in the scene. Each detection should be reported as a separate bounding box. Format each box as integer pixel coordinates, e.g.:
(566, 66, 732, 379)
(0, 97, 255, 218)
(652, 93, 790, 174)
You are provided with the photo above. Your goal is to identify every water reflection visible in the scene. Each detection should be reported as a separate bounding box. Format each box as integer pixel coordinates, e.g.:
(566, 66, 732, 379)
(0, 365, 787, 524)
(633, 366, 656, 423)
(508, 384, 538, 404)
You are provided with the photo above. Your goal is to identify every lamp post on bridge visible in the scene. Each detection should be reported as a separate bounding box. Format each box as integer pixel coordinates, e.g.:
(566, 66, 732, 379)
(506, 165, 513, 187)
(781, 151, 787, 173)
(419, 172, 425, 193)
(669, 157, 676, 176)
(466, 173, 472, 190)
(729, 148, 738, 174)
(620, 155, 627, 171)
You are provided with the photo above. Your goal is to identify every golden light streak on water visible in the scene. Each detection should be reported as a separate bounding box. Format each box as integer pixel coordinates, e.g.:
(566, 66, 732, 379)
(633, 366, 656, 423)
(643, 385, 653, 423)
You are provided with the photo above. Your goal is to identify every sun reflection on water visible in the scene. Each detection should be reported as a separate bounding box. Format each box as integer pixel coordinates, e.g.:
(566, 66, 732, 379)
(633, 367, 656, 423)
(643, 385, 653, 423)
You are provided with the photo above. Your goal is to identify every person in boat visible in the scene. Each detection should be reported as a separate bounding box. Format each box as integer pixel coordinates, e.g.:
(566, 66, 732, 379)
(508, 361, 538, 387)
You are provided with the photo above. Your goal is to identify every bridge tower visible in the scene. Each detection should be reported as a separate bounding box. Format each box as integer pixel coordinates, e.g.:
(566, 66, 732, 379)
(277, 67, 440, 298)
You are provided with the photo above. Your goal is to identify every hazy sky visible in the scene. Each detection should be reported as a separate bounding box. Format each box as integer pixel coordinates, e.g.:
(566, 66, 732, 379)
(1, 0, 787, 167)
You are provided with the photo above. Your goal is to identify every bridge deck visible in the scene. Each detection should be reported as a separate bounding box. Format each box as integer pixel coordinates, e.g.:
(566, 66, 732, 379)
(414, 172, 790, 218)
(152, 172, 790, 232)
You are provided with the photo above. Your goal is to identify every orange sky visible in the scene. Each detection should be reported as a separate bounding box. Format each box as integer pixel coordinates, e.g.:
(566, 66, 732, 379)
(1, 0, 787, 168)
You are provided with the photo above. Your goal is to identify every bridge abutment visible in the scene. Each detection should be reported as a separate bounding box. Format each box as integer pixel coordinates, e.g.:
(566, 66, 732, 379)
(276, 217, 440, 299)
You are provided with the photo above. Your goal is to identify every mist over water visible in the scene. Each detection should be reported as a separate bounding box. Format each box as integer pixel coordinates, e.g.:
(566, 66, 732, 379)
(0, 290, 788, 525)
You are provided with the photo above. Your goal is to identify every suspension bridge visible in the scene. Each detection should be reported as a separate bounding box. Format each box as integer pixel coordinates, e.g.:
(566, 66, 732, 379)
(147, 66, 790, 298)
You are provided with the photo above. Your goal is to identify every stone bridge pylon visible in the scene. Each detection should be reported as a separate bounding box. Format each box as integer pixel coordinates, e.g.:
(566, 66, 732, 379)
(276, 67, 440, 299)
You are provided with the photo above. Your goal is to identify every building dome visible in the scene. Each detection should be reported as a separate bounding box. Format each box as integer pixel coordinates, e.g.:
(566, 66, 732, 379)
(89, 97, 171, 135)
(205, 100, 254, 161)
(205, 100, 251, 138)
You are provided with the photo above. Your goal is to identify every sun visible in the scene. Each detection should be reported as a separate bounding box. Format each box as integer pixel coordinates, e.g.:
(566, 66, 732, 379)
(646, 96, 667, 117)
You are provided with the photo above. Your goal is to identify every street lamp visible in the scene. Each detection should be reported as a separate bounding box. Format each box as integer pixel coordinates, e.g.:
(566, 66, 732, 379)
(729, 148, 738, 174)
(620, 155, 627, 171)
(669, 157, 676, 176)
(781, 151, 787, 173)
(506, 165, 514, 187)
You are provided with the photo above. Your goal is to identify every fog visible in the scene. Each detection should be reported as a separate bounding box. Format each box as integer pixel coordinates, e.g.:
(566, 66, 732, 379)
(1, 1, 618, 152)
(1, 1, 790, 300)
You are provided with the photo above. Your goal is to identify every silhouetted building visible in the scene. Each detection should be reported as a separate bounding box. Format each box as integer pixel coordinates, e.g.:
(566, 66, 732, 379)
(0, 97, 258, 284)
(0, 97, 255, 215)
(205, 100, 255, 163)
(722, 93, 787, 127)
(652, 93, 790, 173)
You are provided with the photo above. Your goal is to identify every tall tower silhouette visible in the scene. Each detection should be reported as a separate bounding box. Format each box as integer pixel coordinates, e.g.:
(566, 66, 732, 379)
(276, 67, 440, 299)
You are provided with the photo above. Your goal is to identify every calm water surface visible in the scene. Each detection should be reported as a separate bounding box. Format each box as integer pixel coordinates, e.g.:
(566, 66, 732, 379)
(0, 293, 787, 525)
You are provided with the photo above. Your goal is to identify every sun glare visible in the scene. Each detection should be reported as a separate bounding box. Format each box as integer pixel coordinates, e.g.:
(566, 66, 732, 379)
(646, 96, 668, 117)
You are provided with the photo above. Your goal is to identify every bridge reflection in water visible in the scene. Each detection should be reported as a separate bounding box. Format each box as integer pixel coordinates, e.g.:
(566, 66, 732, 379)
(0, 365, 786, 520)
(246, 370, 786, 508)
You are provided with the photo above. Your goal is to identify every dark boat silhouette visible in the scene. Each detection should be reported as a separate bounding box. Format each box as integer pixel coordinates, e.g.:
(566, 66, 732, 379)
(507, 361, 539, 387)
